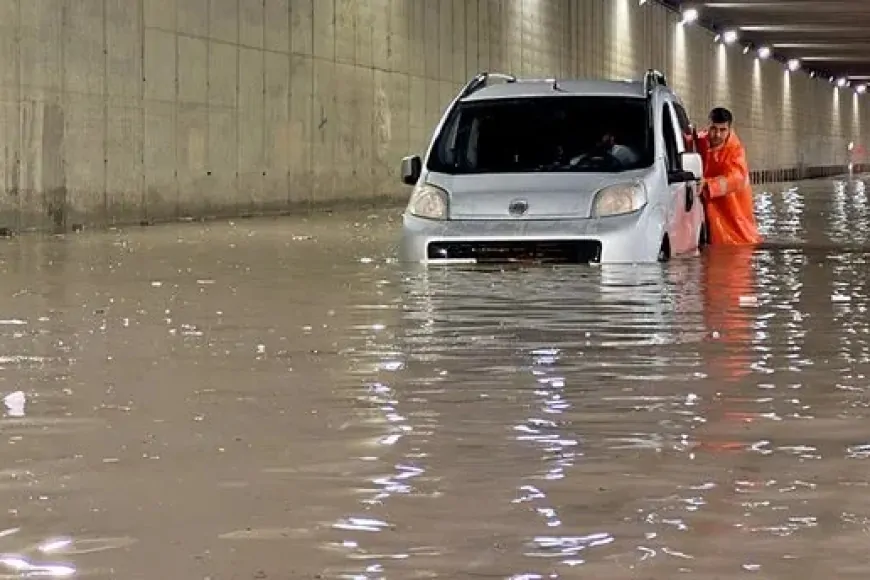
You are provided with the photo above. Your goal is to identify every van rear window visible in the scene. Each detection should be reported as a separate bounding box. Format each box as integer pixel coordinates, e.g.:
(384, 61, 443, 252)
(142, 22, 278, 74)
(428, 95, 653, 174)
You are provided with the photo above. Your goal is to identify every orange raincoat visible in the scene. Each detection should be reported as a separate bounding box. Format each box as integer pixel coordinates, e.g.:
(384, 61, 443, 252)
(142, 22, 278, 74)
(695, 130, 763, 245)
(694, 244, 758, 461)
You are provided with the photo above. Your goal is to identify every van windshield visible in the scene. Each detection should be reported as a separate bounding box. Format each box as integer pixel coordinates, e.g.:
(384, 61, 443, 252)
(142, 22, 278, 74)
(427, 95, 654, 174)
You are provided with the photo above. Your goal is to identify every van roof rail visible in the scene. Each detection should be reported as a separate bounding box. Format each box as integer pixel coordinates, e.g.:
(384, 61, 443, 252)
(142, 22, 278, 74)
(643, 69, 668, 96)
(460, 71, 517, 98)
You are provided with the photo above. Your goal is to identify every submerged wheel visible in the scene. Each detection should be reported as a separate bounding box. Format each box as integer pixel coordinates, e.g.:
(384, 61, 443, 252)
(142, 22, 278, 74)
(657, 235, 671, 262)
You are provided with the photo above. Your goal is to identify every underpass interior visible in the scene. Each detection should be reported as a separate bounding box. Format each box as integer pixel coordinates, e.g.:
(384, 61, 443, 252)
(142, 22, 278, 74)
(663, 0, 870, 177)
(0, 0, 867, 229)
(1, 1, 870, 579)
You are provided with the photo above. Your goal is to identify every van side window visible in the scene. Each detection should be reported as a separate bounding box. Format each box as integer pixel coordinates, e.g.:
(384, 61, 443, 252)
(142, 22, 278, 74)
(661, 103, 680, 173)
(672, 102, 695, 153)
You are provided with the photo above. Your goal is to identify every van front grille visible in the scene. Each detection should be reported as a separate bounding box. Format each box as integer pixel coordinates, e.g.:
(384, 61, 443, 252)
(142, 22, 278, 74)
(426, 240, 602, 264)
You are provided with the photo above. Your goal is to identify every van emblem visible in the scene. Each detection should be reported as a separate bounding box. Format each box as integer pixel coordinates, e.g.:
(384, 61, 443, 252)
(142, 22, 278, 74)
(508, 199, 529, 216)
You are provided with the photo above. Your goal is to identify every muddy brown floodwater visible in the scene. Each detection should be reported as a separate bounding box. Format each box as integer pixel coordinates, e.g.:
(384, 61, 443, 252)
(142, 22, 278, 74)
(1, 176, 870, 579)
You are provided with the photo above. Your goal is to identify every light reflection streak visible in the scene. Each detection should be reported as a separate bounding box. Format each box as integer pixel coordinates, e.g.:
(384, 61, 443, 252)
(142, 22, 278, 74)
(327, 275, 426, 576)
(830, 251, 869, 397)
(830, 180, 849, 242)
(512, 347, 619, 566)
(0, 555, 75, 577)
(513, 347, 573, 535)
(780, 186, 804, 241)
(752, 249, 810, 381)
(755, 189, 776, 238)
(0, 531, 78, 578)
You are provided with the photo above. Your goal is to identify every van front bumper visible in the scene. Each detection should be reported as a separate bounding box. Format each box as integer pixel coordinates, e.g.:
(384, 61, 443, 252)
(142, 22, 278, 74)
(398, 208, 665, 265)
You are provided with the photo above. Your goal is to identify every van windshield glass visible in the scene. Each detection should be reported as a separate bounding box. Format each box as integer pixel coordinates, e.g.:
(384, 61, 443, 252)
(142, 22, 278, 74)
(428, 95, 653, 174)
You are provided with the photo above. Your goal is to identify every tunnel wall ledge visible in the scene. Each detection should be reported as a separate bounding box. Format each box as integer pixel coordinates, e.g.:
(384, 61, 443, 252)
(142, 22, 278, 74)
(750, 164, 870, 184)
(0, 192, 407, 236)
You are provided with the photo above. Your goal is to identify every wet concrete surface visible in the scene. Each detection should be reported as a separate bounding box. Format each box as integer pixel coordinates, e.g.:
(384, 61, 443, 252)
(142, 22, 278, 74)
(1, 176, 870, 579)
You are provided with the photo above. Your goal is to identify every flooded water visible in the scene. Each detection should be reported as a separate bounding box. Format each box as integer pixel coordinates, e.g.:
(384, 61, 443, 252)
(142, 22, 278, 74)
(1, 176, 869, 579)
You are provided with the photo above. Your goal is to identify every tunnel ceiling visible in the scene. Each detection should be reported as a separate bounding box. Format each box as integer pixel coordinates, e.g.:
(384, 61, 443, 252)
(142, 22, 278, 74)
(662, 0, 870, 85)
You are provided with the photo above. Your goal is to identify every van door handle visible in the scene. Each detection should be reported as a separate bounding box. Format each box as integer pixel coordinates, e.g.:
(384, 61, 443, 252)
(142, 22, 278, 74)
(684, 184, 694, 212)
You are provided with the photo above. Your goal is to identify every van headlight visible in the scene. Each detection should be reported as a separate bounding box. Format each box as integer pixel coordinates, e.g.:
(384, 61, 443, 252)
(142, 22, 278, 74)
(591, 182, 647, 217)
(407, 183, 448, 220)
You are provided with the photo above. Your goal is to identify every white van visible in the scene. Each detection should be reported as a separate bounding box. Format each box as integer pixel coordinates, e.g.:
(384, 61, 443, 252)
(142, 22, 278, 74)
(397, 69, 707, 264)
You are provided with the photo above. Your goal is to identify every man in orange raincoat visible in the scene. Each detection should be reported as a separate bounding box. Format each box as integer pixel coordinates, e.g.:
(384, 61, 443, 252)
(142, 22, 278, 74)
(695, 107, 763, 245)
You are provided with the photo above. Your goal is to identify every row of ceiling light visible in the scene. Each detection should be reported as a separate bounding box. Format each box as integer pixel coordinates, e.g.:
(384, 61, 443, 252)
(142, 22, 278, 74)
(639, 1, 868, 95)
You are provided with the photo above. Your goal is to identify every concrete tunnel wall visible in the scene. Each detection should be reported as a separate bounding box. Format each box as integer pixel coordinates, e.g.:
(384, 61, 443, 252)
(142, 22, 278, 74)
(0, 0, 868, 233)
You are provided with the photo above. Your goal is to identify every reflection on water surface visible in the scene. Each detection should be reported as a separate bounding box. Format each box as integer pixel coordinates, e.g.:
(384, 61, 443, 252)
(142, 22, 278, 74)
(0, 177, 869, 578)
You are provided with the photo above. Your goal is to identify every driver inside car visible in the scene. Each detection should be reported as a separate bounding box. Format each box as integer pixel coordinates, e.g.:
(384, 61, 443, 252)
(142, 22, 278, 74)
(600, 132, 640, 166)
(569, 132, 639, 168)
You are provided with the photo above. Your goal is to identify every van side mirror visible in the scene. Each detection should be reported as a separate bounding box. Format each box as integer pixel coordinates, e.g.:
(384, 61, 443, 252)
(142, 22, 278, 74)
(667, 152, 703, 184)
(400, 155, 422, 186)
(680, 151, 703, 181)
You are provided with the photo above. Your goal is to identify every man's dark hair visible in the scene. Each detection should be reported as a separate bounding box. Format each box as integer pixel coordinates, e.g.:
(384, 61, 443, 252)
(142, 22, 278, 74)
(709, 107, 734, 125)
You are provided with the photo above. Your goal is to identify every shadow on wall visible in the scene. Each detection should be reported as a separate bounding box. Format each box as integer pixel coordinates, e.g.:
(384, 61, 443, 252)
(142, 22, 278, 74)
(10, 102, 68, 234)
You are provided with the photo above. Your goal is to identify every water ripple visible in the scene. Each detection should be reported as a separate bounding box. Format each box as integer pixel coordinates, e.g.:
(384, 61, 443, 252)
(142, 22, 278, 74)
(0, 179, 870, 577)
